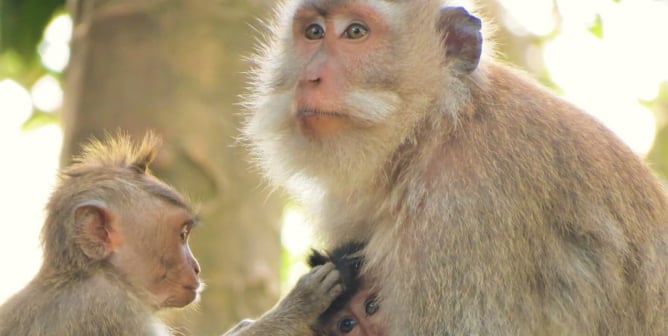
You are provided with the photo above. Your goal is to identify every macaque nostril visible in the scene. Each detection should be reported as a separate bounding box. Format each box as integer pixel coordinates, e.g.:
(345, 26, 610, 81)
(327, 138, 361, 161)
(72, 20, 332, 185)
(303, 76, 321, 85)
(192, 261, 201, 275)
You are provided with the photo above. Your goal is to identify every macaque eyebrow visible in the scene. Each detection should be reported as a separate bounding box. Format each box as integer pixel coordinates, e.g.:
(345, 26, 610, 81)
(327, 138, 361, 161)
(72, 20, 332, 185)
(312, 4, 328, 17)
(147, 183, 196, 214)
(298, 1, 330, 18)
(186, 216, 201, 229)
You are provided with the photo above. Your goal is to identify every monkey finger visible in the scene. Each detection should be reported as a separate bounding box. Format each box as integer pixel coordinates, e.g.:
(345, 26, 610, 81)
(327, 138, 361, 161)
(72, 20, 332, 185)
(327, 282, 344, 299)
(312, 262, 337, 282)
(320, 267, 342, 291)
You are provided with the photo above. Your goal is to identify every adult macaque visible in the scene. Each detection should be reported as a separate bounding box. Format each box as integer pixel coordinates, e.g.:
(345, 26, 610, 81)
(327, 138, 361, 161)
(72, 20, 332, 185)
(309, 243, 386, 336)
(0, 132, 202, 336)
(223, 262, 343, 336)
(243, 1, 668, 335)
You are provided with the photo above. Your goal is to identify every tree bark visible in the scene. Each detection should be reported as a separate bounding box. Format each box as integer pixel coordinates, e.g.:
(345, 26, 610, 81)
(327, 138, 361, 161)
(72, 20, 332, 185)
(62, 1, 280, 335)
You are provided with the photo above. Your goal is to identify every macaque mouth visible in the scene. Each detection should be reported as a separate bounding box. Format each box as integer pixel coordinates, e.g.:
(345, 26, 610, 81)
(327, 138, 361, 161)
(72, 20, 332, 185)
(297, 109, 345, 118)
(183, 283, 200, 291)
(297, 109, 349, 138)
(163, 275, 200, 292)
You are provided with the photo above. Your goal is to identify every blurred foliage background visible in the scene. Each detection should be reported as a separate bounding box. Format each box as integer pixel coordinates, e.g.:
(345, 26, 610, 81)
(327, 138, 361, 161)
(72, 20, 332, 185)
(1, 0, 667, 335)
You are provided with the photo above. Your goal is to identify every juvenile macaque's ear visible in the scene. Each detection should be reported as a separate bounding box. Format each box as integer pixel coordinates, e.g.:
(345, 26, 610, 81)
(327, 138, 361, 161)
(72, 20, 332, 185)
(307, 249, 330, 267)
(74, 200, 119, 260)
(438, 6, 483, 73)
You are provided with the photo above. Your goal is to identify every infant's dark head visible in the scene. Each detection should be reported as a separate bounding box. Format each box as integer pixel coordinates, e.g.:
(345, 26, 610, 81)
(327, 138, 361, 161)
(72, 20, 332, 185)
(308, 242, 385, 336)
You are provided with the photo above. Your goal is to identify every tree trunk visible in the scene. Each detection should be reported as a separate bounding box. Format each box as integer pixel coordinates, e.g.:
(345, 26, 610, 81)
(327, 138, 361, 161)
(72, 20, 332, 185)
(62, 0, 280, 335)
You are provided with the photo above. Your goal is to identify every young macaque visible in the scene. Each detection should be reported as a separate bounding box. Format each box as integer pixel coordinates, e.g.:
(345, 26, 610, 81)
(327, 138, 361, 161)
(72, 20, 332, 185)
(0, 132, 202, 336)
(309, 242, 386, 336)
(244, 1, 668, 335)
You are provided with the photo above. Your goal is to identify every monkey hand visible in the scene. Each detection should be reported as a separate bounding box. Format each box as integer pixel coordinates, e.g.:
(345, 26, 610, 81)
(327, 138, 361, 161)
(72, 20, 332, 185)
(280, 262, 343, 321)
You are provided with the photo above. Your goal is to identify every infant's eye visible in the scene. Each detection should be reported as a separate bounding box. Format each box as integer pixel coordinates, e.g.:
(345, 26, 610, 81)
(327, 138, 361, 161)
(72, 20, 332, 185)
(338, 317, 357, 333)
(305, 23, 325, 40)
(365, 297, 379, 315)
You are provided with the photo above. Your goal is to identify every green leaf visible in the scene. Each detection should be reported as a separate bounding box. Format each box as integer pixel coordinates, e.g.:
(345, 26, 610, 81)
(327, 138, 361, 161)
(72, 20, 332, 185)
(588, 14, 604, 39)
(0, 50, 24, 77)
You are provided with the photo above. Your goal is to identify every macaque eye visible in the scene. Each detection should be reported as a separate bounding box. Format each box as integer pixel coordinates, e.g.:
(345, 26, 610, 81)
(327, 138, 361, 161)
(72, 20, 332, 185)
(338, 317, 357, 333)
(365, 297, 379, 315)
(180, 224, 191, 242)
(343, 23, 368, 40)
(305, 23, 325, 40)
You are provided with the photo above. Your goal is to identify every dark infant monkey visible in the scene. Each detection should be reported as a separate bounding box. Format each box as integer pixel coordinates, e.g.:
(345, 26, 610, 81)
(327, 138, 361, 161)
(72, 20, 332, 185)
(309, 242, 386, 336)
(224, 242, 385, 336)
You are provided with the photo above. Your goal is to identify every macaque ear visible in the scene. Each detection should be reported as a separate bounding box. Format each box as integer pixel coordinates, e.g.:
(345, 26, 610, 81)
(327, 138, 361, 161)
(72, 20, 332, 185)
(74, 201, 119, 260)
(438, 6, 483, 73)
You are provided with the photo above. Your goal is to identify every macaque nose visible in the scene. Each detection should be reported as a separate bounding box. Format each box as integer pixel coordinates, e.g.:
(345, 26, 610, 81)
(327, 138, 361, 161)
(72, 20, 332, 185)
(302, 70, 322, 86)
(192, 259, 201, 275)
(188, 250, 201, 275)
(301, 53, 328, 86)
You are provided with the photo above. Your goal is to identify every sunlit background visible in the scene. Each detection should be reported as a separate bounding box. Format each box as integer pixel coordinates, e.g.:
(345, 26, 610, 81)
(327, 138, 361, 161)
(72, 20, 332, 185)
(2, 0, 668, 303)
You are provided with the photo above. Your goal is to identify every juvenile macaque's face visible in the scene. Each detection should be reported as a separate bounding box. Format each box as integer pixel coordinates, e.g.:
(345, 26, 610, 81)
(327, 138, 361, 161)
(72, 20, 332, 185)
(111, 198, 202, 308)
(319, 279, 386, 336)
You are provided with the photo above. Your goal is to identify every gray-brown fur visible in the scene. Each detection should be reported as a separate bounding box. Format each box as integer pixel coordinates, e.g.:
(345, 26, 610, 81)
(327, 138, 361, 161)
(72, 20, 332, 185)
(243, 1, 668, 335)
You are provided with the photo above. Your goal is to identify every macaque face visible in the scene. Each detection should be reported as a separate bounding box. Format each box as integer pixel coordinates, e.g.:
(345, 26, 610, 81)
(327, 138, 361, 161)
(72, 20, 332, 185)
(246, 1, 418, 191)
(320, 280, 386, 336)
(290, 2, 399, 140)
(111, 198, 201, 308)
